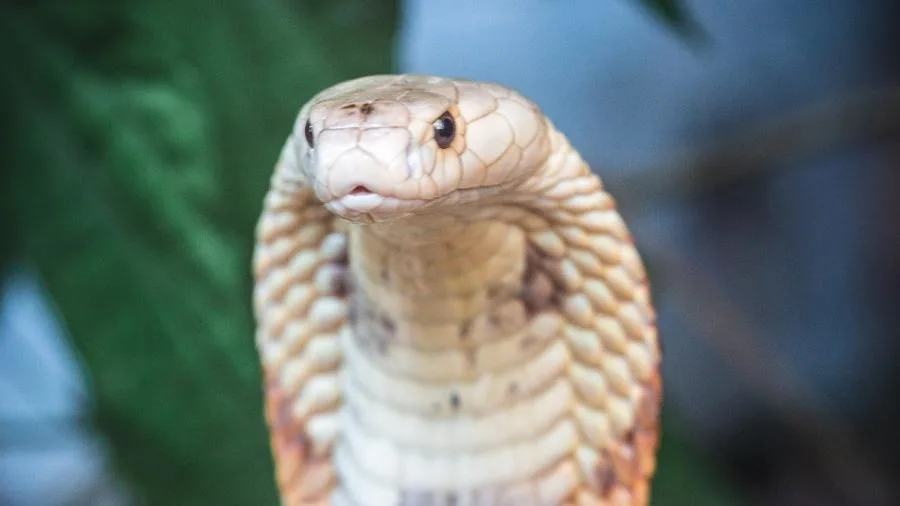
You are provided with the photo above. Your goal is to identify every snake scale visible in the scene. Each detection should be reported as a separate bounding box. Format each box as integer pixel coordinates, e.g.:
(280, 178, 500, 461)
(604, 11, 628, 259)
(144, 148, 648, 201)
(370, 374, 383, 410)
(252, 75, 662, 506)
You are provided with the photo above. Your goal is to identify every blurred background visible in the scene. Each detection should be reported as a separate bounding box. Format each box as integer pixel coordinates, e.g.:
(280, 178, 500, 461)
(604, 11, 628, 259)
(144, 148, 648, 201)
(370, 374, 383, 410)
(1, 1, 898, 505)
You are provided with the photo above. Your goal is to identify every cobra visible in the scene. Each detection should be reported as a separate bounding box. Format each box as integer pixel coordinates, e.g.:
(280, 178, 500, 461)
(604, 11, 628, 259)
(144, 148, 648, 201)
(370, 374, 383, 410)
(252, 74, 662, 506)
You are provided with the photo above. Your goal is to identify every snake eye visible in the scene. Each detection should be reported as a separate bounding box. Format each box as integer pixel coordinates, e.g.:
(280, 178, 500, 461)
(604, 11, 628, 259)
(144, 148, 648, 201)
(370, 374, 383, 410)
(304, 119, 314, 148)
(432, 111, 455, 149)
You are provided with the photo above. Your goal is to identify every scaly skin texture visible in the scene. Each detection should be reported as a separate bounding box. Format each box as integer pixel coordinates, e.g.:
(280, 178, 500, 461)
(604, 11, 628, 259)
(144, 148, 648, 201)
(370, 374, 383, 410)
(252, 75, 662, 506)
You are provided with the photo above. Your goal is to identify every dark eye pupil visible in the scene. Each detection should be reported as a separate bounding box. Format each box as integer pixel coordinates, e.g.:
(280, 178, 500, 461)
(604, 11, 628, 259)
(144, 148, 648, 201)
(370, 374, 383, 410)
(304, 120, 314, 148)
(433, 112, 455, 149)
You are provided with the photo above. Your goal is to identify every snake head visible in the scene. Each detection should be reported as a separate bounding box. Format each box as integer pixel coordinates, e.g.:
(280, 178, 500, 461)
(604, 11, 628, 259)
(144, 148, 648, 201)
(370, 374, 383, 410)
(289, 75, 552, 223)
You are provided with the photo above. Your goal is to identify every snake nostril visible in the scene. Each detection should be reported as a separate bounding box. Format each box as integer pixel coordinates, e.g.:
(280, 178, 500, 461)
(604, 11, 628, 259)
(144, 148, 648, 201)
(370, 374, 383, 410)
(349, 185, 372, 195)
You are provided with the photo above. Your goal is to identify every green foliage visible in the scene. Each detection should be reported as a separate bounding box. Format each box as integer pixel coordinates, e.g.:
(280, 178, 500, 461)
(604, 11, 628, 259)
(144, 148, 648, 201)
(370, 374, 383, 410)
(637, 0, 708, 44)
(1, 1, 397, 504)
(638, 0, 689, 25)
(1, 1, 738, 505)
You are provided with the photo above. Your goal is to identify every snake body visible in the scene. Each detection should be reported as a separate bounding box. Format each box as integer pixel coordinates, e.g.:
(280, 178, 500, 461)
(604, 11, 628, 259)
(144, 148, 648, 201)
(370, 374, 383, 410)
(252, 75, 662, 506)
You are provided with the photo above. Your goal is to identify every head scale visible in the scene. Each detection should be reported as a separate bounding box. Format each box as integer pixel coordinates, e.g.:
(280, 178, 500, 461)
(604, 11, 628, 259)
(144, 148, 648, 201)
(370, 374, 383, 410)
(289, 75, 552, 223)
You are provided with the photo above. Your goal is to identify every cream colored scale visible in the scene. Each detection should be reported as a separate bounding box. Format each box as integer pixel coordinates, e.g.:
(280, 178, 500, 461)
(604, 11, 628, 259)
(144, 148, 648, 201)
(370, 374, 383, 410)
(252, 75, 661, 506)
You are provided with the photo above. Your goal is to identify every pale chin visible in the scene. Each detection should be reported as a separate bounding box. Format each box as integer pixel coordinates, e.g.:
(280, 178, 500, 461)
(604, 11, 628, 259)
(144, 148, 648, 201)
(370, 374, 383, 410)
(323, 193, 429, 223)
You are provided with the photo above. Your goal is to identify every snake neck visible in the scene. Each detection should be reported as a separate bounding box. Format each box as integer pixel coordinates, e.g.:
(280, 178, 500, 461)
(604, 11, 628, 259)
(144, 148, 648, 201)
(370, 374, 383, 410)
(345, 122, 591, 349)
(331, 129, 627, 500)
(347, 219, 527, 328)
(258, 117, 660, 503)
(349, 120, 584, 314)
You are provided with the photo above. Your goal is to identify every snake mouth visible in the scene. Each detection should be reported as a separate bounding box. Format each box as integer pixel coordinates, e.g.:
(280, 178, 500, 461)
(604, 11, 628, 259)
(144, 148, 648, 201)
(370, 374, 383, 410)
(323, 184, 511, 224)
(320, 176, 452, 220)
(324, 191, 434, 223)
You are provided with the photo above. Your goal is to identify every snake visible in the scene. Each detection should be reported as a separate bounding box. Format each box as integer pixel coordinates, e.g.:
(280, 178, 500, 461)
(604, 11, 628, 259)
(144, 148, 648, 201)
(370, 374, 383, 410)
(252, 74, 662, 506)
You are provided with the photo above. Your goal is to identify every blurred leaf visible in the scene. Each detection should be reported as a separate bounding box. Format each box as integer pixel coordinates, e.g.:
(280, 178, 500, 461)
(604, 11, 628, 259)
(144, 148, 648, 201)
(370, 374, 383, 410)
(635, 0, 708, 43)
(1, 1, 397, 504)
(652, 409, 749, 505)
(638, 0, 687, 24)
